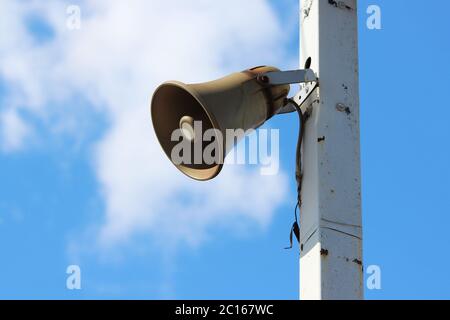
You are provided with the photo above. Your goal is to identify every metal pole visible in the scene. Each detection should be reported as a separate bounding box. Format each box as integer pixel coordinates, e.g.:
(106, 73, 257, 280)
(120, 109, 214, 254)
(299, 0, 363, 300)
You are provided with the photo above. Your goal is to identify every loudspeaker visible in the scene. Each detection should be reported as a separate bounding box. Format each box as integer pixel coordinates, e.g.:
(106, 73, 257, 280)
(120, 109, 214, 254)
(151, 66, 289, 181)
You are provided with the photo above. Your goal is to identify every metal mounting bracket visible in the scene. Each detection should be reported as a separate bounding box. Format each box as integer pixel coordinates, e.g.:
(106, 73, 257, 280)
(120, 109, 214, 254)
(257, 69, 319, 115)
(258, 69, 317, 85)
(277, 80, 319, 115)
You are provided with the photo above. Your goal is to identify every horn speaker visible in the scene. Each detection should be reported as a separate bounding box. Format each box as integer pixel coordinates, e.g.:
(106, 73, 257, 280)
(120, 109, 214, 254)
(151, 66, 290, 181)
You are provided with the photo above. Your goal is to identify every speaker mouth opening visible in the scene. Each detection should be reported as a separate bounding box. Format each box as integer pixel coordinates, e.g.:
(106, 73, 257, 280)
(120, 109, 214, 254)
(151, 81, 225, 181)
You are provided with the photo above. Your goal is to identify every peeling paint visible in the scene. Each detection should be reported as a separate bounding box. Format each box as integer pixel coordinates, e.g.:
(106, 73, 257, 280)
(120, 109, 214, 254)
(328, 0, 353, 10)
(303, 0, 314, 19)
(336, 103, 351, 115)
(352, 258, 362, 266)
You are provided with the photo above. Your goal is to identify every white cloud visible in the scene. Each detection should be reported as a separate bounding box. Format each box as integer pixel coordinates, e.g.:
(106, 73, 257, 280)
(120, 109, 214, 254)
(0, 109, 31, 152)
(0, 0, 292, 249)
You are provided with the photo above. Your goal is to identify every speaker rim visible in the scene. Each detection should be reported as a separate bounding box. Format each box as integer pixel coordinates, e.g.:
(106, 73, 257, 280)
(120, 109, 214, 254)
(151, 80, 225, 181)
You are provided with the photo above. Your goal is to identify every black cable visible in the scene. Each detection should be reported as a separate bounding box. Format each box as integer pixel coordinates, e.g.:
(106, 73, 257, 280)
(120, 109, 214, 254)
(285, 98, 305, 250)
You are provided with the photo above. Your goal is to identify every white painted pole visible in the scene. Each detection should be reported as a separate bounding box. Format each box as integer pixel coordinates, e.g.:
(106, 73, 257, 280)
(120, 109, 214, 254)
(298, 0, 363, 300)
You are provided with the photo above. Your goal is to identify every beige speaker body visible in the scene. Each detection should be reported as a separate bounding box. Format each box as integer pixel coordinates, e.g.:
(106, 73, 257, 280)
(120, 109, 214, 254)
(151, 66, 290, 181)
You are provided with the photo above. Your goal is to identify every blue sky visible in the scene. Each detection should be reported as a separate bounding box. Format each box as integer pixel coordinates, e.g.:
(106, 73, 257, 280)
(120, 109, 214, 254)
(0, 0, 449, 300)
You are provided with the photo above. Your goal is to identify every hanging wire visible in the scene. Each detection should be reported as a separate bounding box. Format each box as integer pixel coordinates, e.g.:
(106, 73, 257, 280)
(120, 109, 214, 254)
(285, 98, 305, 250)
